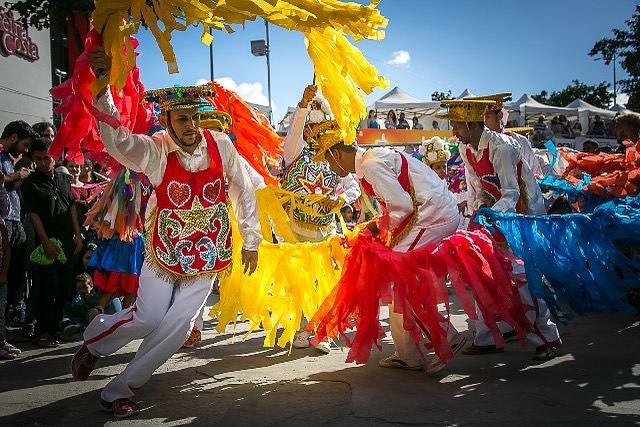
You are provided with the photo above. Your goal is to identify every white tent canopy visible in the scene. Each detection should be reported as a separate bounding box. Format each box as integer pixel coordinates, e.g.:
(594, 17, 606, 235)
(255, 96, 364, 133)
(368, 86, 441, 115)
(610, 103, 639, 115)
(566, 98, 616, 133)
(456, 89, 476, 99)
(566, 98, 616, 118)
(506, 94, 579, 126)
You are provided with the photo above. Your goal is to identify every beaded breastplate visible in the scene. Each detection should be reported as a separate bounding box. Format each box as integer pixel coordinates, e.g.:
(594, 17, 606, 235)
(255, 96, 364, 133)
(281, 148, 339, 228)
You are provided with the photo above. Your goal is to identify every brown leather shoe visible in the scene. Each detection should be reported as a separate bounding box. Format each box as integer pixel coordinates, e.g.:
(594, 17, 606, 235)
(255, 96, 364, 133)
(71, 344, 100, 380)
(462, 344, 505, 355)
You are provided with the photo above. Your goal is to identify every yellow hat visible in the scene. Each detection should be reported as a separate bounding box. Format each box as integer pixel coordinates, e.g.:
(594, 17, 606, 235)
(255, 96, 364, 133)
(435, 99, 496, 122)
(199, 110, 232, 132)
(464, 92, 512, 111)
(143, 85, 214, 111)
(505, 126, 533, 136)
(304, 119, 343, 162)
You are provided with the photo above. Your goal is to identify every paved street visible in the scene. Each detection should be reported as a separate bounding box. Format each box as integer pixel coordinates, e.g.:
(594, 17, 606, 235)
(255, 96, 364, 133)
(1, 294, 639, 426)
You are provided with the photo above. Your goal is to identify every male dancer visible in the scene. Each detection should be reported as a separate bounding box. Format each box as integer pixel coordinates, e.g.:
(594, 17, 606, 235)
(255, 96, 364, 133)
(464, 93, 543, 176)
(71, 46, 261, 418)
(282, 85, 355, 353)
(316, 123, 466, 374)
(436, 99, 560, 361)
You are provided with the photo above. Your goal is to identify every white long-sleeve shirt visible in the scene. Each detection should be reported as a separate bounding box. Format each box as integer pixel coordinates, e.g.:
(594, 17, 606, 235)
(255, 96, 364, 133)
(506, 130, 544, 176)
(283, 106, 309, 168)
(95, 89, 262, 250)
(355, 147, 459, 231)
(459, 128, 545, 215)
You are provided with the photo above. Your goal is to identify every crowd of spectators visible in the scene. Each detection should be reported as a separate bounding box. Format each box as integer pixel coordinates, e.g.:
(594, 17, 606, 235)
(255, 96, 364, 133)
(0, 120, 112, 359)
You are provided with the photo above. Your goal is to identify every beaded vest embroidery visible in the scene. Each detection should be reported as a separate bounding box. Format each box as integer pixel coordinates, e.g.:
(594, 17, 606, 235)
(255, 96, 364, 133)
(149, 130, 232, 282)
(281, 148, 339, 229)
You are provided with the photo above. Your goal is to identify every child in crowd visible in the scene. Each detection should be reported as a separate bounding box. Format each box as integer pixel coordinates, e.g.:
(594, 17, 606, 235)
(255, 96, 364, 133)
(340, 204, 357, 231)
(60, 273, 121, 339)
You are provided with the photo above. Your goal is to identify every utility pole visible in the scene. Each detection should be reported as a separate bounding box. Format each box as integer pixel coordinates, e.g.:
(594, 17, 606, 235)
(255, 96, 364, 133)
(265, 20, 273, 126)
(613, 52, 617, 106)
(209, 27, 214, 81)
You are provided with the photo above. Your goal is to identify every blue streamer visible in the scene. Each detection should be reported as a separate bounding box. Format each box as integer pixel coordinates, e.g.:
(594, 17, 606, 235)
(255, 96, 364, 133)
(477, 196, 640, 320)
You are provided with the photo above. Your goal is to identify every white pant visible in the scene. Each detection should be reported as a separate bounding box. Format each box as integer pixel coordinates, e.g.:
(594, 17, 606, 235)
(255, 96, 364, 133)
(473, 260, 560, 349)
(389, 216, 460, 365)
(83, 263, 214, 402)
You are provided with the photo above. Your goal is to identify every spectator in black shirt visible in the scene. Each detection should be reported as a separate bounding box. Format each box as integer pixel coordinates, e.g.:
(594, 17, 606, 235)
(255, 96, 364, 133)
(21, 138, 83, 347)
(396, 112, 410, 129)
(589, 115, 606, 136)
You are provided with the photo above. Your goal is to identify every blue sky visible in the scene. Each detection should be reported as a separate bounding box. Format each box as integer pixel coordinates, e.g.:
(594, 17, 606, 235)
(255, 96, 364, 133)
(135, 0, 636, 123)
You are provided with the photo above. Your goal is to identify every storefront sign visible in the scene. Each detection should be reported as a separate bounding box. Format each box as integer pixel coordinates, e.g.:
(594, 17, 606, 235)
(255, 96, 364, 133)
(0, 7, 39, 61)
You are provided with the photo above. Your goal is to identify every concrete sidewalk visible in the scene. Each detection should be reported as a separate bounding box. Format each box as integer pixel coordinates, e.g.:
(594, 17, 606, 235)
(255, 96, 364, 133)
(1, 294, 639, 426)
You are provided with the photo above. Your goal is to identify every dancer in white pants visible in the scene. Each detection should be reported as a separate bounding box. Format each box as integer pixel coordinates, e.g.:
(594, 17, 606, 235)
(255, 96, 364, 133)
(437, 98, 561, 361)
(72, 47, 261, 419)
(317, 136, 466, 373)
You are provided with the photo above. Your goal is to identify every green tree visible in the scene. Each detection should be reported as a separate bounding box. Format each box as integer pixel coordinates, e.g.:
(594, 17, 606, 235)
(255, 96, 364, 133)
(589, 5, 640, 111)
(7, 0, 95, 52)
(431, 90, 452, 101)
(532, 80, 611, 109)
(6, 0, 94, 30)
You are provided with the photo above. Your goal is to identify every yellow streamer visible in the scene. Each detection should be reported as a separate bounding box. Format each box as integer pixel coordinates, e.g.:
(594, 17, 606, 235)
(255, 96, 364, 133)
(90, 0, 389, 132)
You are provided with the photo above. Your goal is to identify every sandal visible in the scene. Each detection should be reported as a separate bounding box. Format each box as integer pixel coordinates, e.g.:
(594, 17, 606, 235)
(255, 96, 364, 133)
(378, 356, 422, 371)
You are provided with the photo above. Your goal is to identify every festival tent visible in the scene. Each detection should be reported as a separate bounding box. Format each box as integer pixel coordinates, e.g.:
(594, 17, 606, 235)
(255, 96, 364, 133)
(456, 89, 476, 99)
(506, 94, 579, 126)
(566, 98, 617, 133)
(610, 103, 639, 115)
(277, 106, 297, 134)
(368, 86, 441, 115)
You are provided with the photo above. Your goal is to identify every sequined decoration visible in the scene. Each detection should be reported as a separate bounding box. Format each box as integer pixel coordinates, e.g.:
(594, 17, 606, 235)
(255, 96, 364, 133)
(214, 203, 232, 261)
(155, 209, 181, 267)
(281, 148, 339, 227)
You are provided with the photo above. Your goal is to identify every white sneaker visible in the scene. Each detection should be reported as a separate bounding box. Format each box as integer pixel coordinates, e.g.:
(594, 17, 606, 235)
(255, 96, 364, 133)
(314, 341, 331, 354)
(292, 331, 310, 349)
(3, 341, 21, 355)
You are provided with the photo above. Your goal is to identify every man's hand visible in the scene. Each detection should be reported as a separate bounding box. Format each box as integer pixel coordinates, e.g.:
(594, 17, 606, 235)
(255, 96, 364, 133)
(13, 168, 30, 181)
(299, 85, 317, 108)
(88, 46, 111, 78)
(457, 200, 467, 214)
(73, 235, 83, 255)
(241, 248, 258, 275)
(366, 221, 380, 238)
(43, 240, 61, 261)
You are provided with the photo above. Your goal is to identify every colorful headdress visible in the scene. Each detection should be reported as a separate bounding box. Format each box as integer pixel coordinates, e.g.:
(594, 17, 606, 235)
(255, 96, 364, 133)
(435, 99, 496, 122)
(143, 85, 214, 111)
(199, 108, 232, 132)
(418, 136, 451, 165)
(464, 92, 512, 111)
(303, 94, 344, 162)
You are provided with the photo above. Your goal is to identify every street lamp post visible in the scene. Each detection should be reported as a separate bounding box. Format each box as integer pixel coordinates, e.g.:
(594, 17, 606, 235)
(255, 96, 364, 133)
(613, 52, 617, 106)
(250, 20, 273, 126)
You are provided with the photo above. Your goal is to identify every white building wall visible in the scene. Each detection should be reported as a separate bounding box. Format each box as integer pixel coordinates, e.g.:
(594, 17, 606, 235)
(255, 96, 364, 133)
(0, 6, 52, 130)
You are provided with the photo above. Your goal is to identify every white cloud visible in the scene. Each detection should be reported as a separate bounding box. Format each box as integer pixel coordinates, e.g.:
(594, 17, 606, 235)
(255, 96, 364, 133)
(385, 50, 411, 67)
(615, 92, 629, 108)
(197, 76, 274, 109)
(196, 78, 209, 86)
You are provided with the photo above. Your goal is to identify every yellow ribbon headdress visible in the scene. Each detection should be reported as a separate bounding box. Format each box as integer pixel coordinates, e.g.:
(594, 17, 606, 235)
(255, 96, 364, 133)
(91, 0, 389, 150)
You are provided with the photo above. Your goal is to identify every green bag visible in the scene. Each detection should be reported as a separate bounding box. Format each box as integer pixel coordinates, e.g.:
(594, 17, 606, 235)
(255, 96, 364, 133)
(30, 238, 67, 265)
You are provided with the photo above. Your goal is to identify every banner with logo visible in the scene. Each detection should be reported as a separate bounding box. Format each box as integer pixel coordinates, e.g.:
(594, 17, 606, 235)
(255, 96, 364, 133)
(357, 128, 457, 146)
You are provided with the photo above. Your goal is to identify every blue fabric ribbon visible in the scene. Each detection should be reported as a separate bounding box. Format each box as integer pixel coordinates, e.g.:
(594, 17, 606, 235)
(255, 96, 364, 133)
(477, 196, 640, 320)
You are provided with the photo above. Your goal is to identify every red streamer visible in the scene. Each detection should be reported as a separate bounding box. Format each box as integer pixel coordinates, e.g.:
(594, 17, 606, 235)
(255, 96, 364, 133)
(308, 229, 532, 365)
